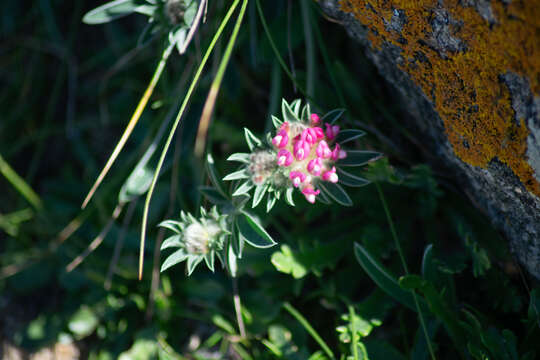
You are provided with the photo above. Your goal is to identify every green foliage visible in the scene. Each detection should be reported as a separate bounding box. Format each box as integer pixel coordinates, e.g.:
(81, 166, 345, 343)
(1, 1, 537, 359)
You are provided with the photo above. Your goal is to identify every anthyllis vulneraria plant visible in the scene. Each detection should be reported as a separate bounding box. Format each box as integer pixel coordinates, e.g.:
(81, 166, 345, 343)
(225, 99, 382, 210)
(159, 206, 230, 275)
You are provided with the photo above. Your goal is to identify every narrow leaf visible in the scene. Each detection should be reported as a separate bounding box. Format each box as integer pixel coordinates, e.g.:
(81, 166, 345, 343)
(237, 212, 277, 248)
(187, 256, 203, 275)
(244, 128, 262, 151)
(281, 99, 300, 123)
(161, 235, 182, 250)
(338, 151, 382, 167)
(83, 0, 145, 24)
(158, 220, 182, 233)
(199, 186, 229, 204)
(319, 182, 353, 206)
(336, 168, 370, 187)
(232, 181, 254, 197)
(161, 249, 188, 272)
(321, 108, 345, 124)
(285, 187, 295, 206)
(354, 243, 429, 313)
(227, 153, 251, 163)
(252, 184, 268, 208)
(223, 169, 249, 181)
(272, 115, 283, 128)
(335, 129, 366, 144)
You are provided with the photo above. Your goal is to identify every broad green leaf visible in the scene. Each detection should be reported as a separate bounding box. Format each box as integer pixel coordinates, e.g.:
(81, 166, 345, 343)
(271, 245, 308, 278)
(321, 108, 345, 124)
(281, 99, 299, 123)
(119, 165, 153, 203)
(338, 151, 382, 167)
(68, 306, 98, 338)
(337, 168, 370, 187)
(223, 169, 250, 181)
(161, 249, 188, 272)
(183, 0, 199, 26)
(237, 212, 276, 248)
(354, 243, 429, 313)
(244, 128, 262, 151)
(227, 153, 251, 163)
(336, 129, 366, 144)
(83, 0, 146, 24)
(319, 182, 352, 206)
(161, 235, 182, 250)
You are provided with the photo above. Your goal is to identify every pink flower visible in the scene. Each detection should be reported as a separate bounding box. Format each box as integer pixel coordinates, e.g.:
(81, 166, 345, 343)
(322, 166, 339, 183)
(293, 139, 311, 161)
(307, 158, 323, 176)
(301, 186, 320, 204)
(310, 113, 320, 125)
(289, 171, 306, 188)
(331, 143, 347, 160)
(272, 129, 289, 148)
(316, 140, 332, 159)
(312, 127, 325, 139)
(277, 149, 293, 166)
(325, 123, 340, 140)
(280, 121, 290, 132)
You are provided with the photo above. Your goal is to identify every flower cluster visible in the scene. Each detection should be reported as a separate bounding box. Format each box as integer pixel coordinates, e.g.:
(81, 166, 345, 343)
(271, 113, 347, 203)
(159, 207, 229, 275)
(225, 99, 380, 211)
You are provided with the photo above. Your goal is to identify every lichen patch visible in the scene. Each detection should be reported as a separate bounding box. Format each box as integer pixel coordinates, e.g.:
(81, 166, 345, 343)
(339, 0, 540, 196)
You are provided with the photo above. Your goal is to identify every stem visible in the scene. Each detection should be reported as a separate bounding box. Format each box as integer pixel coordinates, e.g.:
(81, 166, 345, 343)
(348, 305, 359, 360)
(283, 302, 336, 360)
(194, 0, 249, 157)
(232, 277, 246, 339)
(82, 43, 173, 209)
(0, 153, 43, 211)
(139, 0, 242, 280)
(375, 181, 436, 360)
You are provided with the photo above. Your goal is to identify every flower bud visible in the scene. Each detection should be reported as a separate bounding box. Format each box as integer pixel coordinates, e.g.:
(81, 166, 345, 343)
(322, 166, 339, 183)
(307, 158, 323, 176)
(289, 171, 307, 188)
(277, 149, 293, 166)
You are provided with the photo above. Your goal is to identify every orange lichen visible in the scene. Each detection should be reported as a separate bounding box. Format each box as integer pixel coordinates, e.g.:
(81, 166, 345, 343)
(339, 0, 540, 196)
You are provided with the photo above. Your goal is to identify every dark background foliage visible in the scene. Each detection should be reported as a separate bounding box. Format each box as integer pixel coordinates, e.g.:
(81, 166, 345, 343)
(1, 1, 538, 359)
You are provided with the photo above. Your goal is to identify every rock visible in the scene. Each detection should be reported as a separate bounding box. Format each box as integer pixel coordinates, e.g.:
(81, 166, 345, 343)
(319, 0, 540, 278)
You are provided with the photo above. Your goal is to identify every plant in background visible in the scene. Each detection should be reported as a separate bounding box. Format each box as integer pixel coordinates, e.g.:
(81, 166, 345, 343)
(225, 99, 382, 210)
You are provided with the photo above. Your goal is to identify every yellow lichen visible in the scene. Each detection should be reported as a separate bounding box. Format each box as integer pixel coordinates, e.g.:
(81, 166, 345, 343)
(339, 0, 540, 196)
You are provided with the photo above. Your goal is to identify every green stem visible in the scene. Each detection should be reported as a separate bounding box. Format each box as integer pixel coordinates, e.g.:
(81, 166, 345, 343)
(194, 0, 249, 157)
(139, 0, 242, 280)
(374, 181, 436, 360)
(348, 305, 359, 360)
(0, 153, 43, 211)
(283, 302, 336, 360)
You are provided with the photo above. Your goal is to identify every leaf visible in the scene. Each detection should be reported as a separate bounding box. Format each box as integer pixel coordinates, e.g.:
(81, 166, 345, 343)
(338, 151, 382, 167)
(301, 102, 311, 123)
(252, 184, 268, 208)
(83, 0, 146, 24)
(266, 194, 277, 213)
(281, 99, 299, 123)
(227, 153, 251, 163)
(272, 115, 283, 128)
(285, 187, 295, 206)
(244, 128, 262, 151)
(171, 26, 188, 52)
(290, 99, 302, 116)
(158, 220, 182, 233)
(337, 168, 370, 187)
(321, 108, 345, 124)
(271, 245, 308, 278)
(204, 252, 215, 272)
(199, 186, 229, 205)
(119, 164, 153, 203)
(161, 235, 182, 250)
(336, 129, 366, 144)
(319, 182, 353, 206)
(353, 243, 429, 314)
(232, 181, 254, 197)
(187, 256, 203, 275)
(237, 212, 277, 248)
(223, 169, 250, 181)
(161, 249, 188, 272)
(206, 154, 227, 196)
(68, 306, 98, 338)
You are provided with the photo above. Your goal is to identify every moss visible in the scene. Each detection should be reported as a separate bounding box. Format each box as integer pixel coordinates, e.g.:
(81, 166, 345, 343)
(339, 0, 540, 196)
